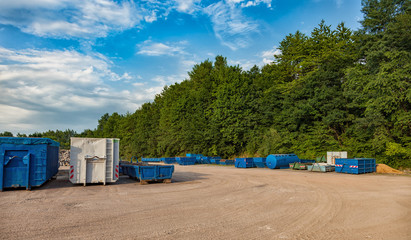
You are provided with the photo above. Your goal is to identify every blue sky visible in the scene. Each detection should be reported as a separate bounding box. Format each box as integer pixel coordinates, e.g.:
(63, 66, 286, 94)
(0, 0, 363, 135)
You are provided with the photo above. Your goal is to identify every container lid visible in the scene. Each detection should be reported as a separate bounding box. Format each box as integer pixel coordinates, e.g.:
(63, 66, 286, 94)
(0, 137, 60, 147)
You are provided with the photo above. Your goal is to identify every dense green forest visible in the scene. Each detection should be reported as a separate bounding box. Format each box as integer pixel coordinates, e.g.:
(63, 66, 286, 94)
(2, 0, 410, 168)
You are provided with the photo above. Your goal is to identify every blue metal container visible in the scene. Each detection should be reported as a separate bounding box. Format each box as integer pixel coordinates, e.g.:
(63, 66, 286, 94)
(176, 157, 196, 165)
(161, 157, 176, 164)
(210, 157, 221, 164)
(253, 157, 267, 168)
(335, 158, 376, 174)
(186, 153, 203, 157)
(121, 164, 174, 181)
(200, 156, 211, 164)
(141, 157, 162, 162)
(219, 160, 234, 165)
(206, 156, 221, 164)
(235, 158, 255, 168)
(195, 156, 203, 164)
(0, 137, 59, 191)
(266, 154, 300, 169)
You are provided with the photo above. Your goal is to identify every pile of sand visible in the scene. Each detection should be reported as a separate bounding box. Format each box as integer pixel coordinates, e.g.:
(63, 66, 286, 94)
(376, 164, 404, 174)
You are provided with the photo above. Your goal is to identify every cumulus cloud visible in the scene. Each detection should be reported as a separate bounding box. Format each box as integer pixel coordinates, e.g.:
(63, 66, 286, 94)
(261, 47, 281, 64)
(0, 0, 143, 39)
(0, 47, 153, 134)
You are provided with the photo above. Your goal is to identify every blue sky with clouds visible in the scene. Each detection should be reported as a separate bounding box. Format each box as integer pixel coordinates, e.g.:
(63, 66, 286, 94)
(0, 0, 363, 134)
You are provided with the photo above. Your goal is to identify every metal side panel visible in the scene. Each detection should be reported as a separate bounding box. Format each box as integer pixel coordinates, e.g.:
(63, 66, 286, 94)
(105, 138, 119, 183)
(113, 139, 119, 181)
(105, 139, 113, 182)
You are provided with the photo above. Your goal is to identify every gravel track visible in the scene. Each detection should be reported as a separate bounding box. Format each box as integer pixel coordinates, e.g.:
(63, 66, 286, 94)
(0, 165, 410, 239)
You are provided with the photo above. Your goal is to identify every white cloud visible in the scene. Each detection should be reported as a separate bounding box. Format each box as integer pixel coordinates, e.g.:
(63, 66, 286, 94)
(204, 1, 260, 50)
(152, 74, 186, 85)
(229, 59, 256, 70)
(137, 40, 187, 56)
(173, 0, 201, 14)
(261, 47, 281, 64)
(0, 0, 143, 39)
(237, 0, 272, 8)
(0, 0, 273, 51)
(144, 10, 158, 23)
(0, 47, 153, 134)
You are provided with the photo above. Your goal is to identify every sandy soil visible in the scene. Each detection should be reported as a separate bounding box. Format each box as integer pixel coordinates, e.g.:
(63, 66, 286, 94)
(1, 164, 410, 240)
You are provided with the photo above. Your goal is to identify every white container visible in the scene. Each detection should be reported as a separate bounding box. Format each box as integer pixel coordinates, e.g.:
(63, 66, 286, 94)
(327, 151, 347, 165)
(69, 138, 120, 186)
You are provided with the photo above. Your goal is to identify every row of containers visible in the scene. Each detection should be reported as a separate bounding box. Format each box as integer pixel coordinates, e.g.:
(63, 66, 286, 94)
(0, 137, 175, 191)
(141, 153, 376, 175)
(234, 154, 376, 174)
(0, 137, 376, 191)
(141, 154, 229, 165)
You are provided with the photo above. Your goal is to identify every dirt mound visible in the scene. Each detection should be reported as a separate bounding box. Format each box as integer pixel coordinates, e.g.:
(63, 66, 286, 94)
(376, 164, 404, 174)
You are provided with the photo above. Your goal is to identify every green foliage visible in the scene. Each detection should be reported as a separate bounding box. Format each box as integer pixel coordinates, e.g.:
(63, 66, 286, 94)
(0, 131, 13, 137)
(4, 0, 409, 168)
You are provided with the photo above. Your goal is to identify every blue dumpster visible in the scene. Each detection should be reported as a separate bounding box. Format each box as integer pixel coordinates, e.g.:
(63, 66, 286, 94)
(220, 160, 234, 165)
(200, 156, 211, 164)
(210, 157, 221, 164)
(253, 157, 267, 168)
(176, 157, 196, 165)
(195, 156, 203, 164)
(141, 157, 162, 162)
(161, 157, 176, 164)
(335, 158, 376, 174)
(235, 158, 255, 168)
(120, 159, 174, 183)
(0, 137, 59, 191)
(266, 154, 300, 169)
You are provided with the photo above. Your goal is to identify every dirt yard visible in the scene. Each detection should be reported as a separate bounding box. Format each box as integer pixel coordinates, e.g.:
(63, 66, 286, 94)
(1, 164, 410, 240)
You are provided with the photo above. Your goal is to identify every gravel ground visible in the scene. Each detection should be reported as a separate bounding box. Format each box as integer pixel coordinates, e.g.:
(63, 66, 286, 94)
(0, 164, 410, 240)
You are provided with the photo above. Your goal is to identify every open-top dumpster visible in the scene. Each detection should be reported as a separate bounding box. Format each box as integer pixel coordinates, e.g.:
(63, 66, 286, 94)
(289, 162, 313, 170)
(121, 157, 174, 184)
(219, 159, 234, 165)
(141, 157, 162, 162)
(307, 163, 335, 172)
(176, 157, 196, 165)
(161, 157, 176, 164)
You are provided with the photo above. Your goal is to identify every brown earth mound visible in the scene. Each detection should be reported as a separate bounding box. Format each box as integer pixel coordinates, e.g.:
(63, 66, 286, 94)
(376, 164, 404, 174)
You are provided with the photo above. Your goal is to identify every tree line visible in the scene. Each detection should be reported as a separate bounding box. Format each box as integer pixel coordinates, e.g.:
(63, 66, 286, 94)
(1, 0, 410, 168)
